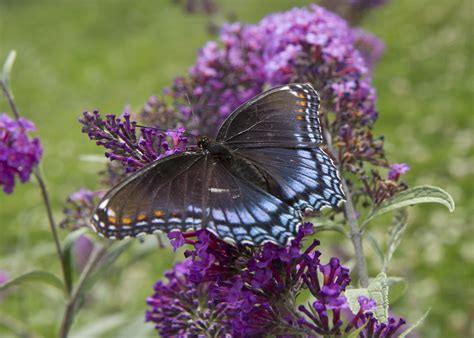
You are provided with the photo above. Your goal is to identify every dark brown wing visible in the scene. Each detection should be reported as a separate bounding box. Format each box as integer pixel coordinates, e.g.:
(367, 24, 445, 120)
(91, 151, 300, 245)
(216, 83, 322, 148)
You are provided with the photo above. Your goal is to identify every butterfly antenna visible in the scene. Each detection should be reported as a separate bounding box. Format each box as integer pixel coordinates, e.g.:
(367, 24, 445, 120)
(184, 93, 199, 127)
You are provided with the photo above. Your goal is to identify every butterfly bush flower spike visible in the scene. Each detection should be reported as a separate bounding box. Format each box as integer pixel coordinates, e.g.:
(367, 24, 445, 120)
(147, 224, 406, 336)
(80, 110, 187, 172)
(0, 113, 42, 194)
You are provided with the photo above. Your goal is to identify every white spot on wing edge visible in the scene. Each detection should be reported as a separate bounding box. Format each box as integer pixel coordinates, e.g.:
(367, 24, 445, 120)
(98, 198, 109, 210)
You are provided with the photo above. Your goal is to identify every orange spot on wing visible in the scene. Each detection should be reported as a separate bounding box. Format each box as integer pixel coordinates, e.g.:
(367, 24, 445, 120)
(298, 101, 306, 107)
(137, 214, 146, 221)
(296, 115, 304, 120)
(297, 108, 305, 113)
(297, 92, 305, 99)
(122, 217, 132, 225)
(108, 216, 116, 224)
(154, 210, 164, 218)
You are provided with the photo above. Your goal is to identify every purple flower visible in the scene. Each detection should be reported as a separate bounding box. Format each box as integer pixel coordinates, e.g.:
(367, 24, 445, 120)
(0, 113, 42, 194)
(388, 163, 410, 181)
(79, 110, 187, 173)
(353, 28, 385, 70)
(60, 188, 105, 230)
(145, 259, 230, 336)
(147, 224, 406, 336)
(73, 234, 95, 272)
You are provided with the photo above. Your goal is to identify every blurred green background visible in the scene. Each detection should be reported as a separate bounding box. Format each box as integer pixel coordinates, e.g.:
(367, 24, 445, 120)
(0, 0, 472, 337)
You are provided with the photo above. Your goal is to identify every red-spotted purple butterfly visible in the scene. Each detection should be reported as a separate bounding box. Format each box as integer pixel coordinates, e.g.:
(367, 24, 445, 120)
(91, 83, 345, 246)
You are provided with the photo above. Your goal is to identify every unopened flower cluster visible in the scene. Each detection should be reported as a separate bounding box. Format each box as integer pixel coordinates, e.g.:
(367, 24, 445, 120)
(146, 224, 406, 337)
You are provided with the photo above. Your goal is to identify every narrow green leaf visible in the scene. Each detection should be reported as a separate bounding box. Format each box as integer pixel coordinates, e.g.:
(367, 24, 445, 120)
(0, 270, 64, 293)
(85, 241, 132, 290)
(366, 233, 385, 267)
(346, 320, 369, 338)
(362, 185, 455, 228)
(383, 209, 408, 271)
(367, 272, 389, 323)
(1, 50, 16, 82)
(70, 314, 125, 338)
(399, 309, 431, 337)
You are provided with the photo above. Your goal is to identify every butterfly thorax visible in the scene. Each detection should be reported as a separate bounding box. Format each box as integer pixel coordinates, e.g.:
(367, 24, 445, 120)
(198, 136, 272, 192)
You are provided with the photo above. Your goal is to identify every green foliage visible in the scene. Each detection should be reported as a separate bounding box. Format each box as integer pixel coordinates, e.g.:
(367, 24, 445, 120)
(361, 185, 455, 229)
(0, 270, 64, 293)
(346, 272, 390, 323)
(0, 0, 471, 337)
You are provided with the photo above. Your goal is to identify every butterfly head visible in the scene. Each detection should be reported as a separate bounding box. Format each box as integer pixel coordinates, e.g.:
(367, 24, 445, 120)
(197, 136, 210, 149)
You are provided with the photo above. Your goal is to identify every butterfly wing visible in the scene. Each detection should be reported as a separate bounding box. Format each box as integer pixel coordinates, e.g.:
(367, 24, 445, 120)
(216, 82, 344, 211)
(92, 151, 300, 245)
(216, 83, 322, 148)
(205, 160, 300, 245)
(236, 147, 345, 211)
(91, 151, 207, 239)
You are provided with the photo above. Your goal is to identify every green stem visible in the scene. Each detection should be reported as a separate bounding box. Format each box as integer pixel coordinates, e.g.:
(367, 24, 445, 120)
(323, 129, 369, 287)
(59, 244, 109, 338)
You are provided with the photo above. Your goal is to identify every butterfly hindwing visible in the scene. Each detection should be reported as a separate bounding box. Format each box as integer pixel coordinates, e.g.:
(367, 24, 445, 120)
(216, 83, 322, 148)
(236, 147, 345, 211)
(206, 160, 300, 245)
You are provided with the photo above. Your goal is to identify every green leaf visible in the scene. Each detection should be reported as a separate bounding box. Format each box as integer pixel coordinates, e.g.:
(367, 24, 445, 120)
(85, 241, 132, 290)
(399, 309, 431, 337)
(63, 228, 91, 289)
(362, 185, 455, 229)
(70, 313, 125, 338)
(345, 287, 370, 315)
(1, 50, 16, 83)
(366, 233, 385, 267)
(0, 270, 64, 293)
(345, 320, 369, 338)
(386, 276, 408, 304)
(383, 209, 408, 271)
(361, 185, 455, 228)
(367, 272, 389, 323)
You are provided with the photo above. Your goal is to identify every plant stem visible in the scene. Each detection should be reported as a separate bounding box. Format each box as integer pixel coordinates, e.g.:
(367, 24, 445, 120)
(59, 244, 109, 338)
(0, 80, 20, 120)
(323, 130, 369, 287)
(34, 167, 72, 294)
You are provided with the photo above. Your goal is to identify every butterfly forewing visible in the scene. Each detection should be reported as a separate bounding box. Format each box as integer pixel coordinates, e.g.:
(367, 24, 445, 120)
(217, 83, 323, 148)
(92, 152, 208, 239)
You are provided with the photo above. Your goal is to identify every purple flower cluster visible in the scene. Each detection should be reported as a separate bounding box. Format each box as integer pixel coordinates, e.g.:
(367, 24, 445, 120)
(0, 113, 42, 194)
(169, 5, 379, 137)
(146, 225, 406, 336)
(166, 4, 407, 206)
(60, 188, 106, 230)
(79, 110, 187, 173)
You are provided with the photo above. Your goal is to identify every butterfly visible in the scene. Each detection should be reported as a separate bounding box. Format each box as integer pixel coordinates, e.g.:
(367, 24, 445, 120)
(91, 83, 345, 246)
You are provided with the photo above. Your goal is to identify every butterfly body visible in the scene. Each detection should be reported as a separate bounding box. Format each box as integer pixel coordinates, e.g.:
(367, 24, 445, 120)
(91, 83, 345, 246)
